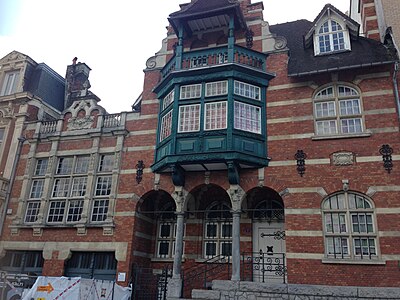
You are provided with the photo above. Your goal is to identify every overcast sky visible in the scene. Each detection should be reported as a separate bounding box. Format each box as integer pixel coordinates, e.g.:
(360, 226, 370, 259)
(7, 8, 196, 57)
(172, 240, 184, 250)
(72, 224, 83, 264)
(0, 0, 350, 113)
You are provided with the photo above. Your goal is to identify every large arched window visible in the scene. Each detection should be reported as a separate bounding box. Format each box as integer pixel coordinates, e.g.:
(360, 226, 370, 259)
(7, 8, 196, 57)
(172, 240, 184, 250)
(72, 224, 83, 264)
(315, 19, 350, 55)
(314, 84, 364, 136)
(322, 192, 378, 260)
(204, 202, 232, 258)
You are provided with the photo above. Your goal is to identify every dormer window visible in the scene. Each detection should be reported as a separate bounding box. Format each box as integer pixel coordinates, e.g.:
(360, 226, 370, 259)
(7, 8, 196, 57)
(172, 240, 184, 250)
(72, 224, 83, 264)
(0, 71, 20, 96)
(315, 19, 350, 55)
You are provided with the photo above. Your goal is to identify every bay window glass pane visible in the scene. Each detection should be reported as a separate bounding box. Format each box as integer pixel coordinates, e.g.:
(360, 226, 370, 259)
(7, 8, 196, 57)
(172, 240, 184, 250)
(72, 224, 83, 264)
(234, 81, 260, 100)
(160, 110, 173, 142)
(205, 101, 227, 130)
(234, 101, 261, 134)
(163, 90, 175, 110)
(180, 84, 201, 99)
(206, 81, 228, 97)
(178, 104, 200, 133)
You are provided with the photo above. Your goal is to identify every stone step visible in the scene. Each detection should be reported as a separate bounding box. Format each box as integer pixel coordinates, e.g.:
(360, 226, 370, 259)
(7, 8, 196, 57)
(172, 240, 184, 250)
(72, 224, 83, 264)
(191, 289, 221, 299)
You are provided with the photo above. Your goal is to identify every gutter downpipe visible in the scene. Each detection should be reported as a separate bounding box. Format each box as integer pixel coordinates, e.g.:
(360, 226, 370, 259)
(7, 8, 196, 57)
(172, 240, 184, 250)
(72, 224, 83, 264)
(393, 61, 400, 122)
(0, 137, 26, 236)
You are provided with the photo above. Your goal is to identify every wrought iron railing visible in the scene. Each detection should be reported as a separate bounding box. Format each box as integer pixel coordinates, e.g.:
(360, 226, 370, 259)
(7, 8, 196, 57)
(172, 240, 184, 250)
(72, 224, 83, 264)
(161, 45, 266, 78)
(241, 251, 287, 284)
(131, 264, 172, 300)
(40, 121, 58, 134)
(0, 177, 8, 198)
(182, 255, 230, 298)
(102, 113, 122, 128)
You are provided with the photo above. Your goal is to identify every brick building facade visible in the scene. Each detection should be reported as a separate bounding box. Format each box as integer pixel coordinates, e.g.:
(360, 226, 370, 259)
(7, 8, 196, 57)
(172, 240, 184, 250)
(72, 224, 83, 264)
(0, 0, 399, 299)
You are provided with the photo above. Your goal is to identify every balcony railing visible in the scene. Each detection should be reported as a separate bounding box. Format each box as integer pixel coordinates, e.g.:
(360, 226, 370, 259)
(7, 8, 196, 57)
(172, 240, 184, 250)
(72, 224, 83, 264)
(161, 45, 266, 78)
(102, 113, 122, 128)
(40, 121, 58, 134)
(0, 177, 9, 198)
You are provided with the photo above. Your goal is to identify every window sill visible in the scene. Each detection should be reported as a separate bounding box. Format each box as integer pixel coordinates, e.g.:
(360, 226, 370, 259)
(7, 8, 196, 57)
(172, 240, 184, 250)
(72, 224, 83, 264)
(322, 258, 385, 265)
(151, 258, 185, 263)
(312, 132, 371, 141)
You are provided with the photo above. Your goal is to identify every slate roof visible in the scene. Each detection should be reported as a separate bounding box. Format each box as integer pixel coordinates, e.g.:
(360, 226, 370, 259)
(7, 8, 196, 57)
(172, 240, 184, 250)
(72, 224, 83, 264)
(270, 20, 397, 76)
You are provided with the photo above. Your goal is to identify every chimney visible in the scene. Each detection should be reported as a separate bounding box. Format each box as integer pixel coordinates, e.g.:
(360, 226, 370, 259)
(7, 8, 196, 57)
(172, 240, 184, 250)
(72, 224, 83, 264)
(64, 58, 92, 108)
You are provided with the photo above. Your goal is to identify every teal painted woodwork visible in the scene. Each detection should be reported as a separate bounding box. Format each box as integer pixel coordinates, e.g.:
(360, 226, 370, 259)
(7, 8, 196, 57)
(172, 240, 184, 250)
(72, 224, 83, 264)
(152, 43, 274, 174)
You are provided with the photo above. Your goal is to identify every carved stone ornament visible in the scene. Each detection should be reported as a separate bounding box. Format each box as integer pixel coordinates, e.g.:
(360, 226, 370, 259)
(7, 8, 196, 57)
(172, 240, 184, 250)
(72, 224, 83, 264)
(332, 152, 354, 166)
(146, 56, 157, 69)
(67, 116, 94, 131)
(274, 37, 288, 50)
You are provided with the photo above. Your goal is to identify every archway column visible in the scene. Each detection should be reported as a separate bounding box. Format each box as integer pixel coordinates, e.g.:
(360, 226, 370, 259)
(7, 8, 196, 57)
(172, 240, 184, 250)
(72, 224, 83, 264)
(231, 210, 241, 281)
(168, 186, 188, 298)
(172, 211, 185, 279)
(228, 185, 245, 281)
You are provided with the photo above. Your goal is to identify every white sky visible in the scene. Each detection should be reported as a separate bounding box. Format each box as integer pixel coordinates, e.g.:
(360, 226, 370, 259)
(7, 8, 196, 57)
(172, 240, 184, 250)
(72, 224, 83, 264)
(0, 0, 350, 113)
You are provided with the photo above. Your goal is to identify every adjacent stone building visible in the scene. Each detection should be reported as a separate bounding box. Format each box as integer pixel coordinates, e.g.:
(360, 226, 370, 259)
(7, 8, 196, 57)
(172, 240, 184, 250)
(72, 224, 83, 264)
(1, 0, 400, 299)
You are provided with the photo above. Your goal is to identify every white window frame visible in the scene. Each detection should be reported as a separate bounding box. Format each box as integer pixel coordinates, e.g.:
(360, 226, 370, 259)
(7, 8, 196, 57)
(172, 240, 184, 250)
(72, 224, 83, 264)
(205, 81, 228, 97)
(234, 101, 262, 134)
(178, 104, 200, 133)
(163, 90, 175, 110)
(48, 156, 90, 224)
(322, 192, 378, 260)
(0, 71, 20, 96)
(234, 80, 260, 100)
(91, 199, 109, 222)
(314, 18, 351, 55)
(180, 84, 202, 100)
(205, 101, 227, 131)
(314, 84, 364, 136)
(24, 201, 41, 223)
(160, 110, 173, 142)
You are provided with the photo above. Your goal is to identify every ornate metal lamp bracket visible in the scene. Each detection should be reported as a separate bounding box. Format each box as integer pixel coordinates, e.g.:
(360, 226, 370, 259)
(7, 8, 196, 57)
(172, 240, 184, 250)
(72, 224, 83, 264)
(379, 144, 393, 173)
(136, 160, 145, 184)
(245, 29, 254, 48)
(294, 150, 307, 177)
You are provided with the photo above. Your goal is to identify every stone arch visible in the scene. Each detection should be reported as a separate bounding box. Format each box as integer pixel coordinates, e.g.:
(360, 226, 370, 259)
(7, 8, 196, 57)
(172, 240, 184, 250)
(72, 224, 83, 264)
(243, 186, 285, 221)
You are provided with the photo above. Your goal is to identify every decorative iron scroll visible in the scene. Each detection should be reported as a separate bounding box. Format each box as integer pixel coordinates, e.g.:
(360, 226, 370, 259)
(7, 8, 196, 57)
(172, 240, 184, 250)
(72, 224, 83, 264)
(260, 231, 286, 240)
(242, 251, 287, 283)
(294, 150, 307, 177)
(136, 160, 145, 184)
(379, 144, 393, 173)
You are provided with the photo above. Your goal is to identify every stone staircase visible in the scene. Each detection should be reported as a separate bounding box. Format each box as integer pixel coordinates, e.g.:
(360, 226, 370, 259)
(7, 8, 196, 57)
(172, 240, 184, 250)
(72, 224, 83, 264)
(179, 280, 400, 300)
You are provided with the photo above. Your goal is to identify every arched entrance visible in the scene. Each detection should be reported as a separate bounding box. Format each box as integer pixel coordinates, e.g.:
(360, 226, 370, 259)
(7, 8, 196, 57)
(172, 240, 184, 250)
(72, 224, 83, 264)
(243, 187, 286, 283)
